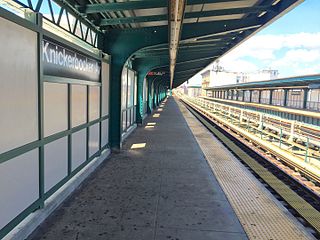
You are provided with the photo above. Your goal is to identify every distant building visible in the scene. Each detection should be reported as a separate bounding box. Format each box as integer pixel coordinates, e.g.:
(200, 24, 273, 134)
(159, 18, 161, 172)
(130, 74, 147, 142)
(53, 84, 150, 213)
(201, 64, 279, 90)
(176, 84, 201, 97)
(201, 70, 210, 96)
(187, 86, 202, 97)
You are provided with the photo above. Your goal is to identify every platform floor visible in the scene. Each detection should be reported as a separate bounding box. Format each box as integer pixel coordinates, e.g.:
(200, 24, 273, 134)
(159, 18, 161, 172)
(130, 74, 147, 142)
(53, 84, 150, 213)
(28, 97, 247, 240)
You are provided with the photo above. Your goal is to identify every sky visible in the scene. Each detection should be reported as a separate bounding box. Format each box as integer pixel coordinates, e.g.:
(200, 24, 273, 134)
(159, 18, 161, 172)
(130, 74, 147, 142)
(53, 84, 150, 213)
(188, 0, 320, 85)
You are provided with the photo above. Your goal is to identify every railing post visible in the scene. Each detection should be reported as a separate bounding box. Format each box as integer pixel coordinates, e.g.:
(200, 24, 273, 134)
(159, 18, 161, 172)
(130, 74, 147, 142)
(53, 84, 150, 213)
(279, 128, 283, 148)
(305, 137, 309, 163)
(258, 113, 263, 130)
(289, 121, 295, 142)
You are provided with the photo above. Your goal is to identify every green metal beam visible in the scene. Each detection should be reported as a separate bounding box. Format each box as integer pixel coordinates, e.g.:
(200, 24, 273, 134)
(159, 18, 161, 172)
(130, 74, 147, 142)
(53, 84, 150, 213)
(81, 0, 263, 14)
(138, 32, 236, 52)
(99, 6, 270, 26)
(181, 32, 236, 40)
(176, 55, 218, 65)
(79, 1, 166, 14)
(175, 61, 211, 72)
(100, 14, 166, 26)
(181, 17, 261, 39)
(181, 38, 230, 44)
(180, 43, 227, 49)
(135, 45, 224, 58)
(174, 72, 199, 80)
(137, 42, 226, 54)
(175, 67, 204, 74)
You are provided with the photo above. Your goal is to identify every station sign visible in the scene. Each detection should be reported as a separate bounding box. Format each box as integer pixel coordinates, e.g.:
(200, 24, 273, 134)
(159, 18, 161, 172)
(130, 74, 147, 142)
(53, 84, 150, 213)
(147, 71, 166, 76)
(42, 38, 101, 82)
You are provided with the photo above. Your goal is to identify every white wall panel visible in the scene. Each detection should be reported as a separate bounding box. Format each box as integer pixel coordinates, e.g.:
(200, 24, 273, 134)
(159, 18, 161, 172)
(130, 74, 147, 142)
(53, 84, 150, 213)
(44, 137, 68, 192)
(127, 109, 131, 127)
(0, 17, 38, 154)
(121, 68, 128, 110)
(101, 62, 110, 116)
(44, 83, 68, 137)
(134, 74, 137, 105)
(72, 129, 87, 171)
(122, 111, 127, 132)
(131, 108, 134, 125)
(0, 150, 39, 230)
(89, 123, 99, 157)
(89, 86, 100, 121)
(101, 119, 109, 147)
(127, 69, 135, 107)
(71, 85, 87, 127)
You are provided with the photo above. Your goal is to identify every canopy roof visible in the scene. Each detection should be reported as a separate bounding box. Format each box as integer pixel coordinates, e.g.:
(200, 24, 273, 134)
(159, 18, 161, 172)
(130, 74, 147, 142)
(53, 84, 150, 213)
(25, 0, 303, 88)
(205, 74, 320, 90)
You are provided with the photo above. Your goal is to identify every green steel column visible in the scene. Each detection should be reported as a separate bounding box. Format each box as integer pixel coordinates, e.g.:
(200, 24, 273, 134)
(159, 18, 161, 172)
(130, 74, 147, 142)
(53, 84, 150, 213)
(136, 72, 145, 124)
(283, 89, 288, 106)
(36, 12, 45, 209)
(269, 89, 273, 105)
(147, 78, 153, 113)
(133, 59, 169, 123)
(258, 90, 261, 103)
(108, 58, 123, 148)
(156, 82, 161, 106)
(303, 88, 308, 109)
(104, 26, 167, 148)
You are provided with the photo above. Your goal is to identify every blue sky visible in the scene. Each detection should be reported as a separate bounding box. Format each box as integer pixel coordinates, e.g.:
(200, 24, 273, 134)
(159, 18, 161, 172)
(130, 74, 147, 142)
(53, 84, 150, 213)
(260, 0, 320, 35)
(189, 0, 320, 84)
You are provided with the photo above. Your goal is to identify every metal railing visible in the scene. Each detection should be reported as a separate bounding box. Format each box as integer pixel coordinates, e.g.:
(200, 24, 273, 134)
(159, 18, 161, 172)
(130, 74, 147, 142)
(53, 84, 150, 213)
(177, 94, 320, 168)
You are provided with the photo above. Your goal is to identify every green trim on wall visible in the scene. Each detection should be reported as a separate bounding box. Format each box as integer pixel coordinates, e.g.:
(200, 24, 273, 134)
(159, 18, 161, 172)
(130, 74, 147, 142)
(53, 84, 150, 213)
(44, 75, 102, 86)
(0, 115, 109, 165)
(0, 8, 111, 240)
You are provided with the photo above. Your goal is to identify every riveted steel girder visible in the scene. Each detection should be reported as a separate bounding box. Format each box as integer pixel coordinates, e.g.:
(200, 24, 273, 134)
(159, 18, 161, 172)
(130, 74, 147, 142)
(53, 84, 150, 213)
(80, 0, 251, 14)
(100, 6, 271, 26)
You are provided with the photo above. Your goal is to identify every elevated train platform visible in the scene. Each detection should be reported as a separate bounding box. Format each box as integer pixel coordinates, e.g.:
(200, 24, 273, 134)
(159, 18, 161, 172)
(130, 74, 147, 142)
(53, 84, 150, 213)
(25, 97, 314, 240)
(1, 0, 319, 239)
(203, 75, 320, 125)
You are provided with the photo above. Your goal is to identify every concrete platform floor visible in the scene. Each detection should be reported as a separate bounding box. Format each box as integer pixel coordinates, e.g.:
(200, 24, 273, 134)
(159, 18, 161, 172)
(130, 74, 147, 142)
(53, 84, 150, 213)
(28, 97, 247, 240)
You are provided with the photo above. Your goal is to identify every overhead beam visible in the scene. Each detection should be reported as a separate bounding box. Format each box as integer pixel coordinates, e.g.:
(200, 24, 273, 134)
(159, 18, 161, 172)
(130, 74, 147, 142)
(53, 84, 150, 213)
(81, 0, 261, 14)
(135, 34, 235, 51)
(181, 37, 231, 44)
(134, 46, 223, 58)
(175, 71, 199, 77)
(78, 1, 166, 14)
(175, 67, 204, 74)
(181, 18, 262, 40)
(100, 6, 270, 26)
(138, 42, 226, 53)
(145, 54, 218, 74)
(169, 0, 186, 89)
(176, 56, 218, 65)
(100, 14, 167, 26)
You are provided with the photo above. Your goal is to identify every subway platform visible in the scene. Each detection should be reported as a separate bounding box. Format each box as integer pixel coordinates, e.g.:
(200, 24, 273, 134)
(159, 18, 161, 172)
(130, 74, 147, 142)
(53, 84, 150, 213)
(28, 97, 247, 240)
(27, 97, 313, 240)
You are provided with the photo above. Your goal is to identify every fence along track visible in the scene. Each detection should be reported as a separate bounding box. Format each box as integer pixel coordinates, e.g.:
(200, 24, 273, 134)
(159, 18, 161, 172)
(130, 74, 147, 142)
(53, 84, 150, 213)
(188, 97, 320, 187)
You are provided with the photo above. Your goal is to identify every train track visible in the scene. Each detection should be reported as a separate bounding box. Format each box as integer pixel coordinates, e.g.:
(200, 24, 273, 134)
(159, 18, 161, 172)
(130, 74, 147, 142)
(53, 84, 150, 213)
(179, 96, 320, 238)
(191, 97, 320, 185)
